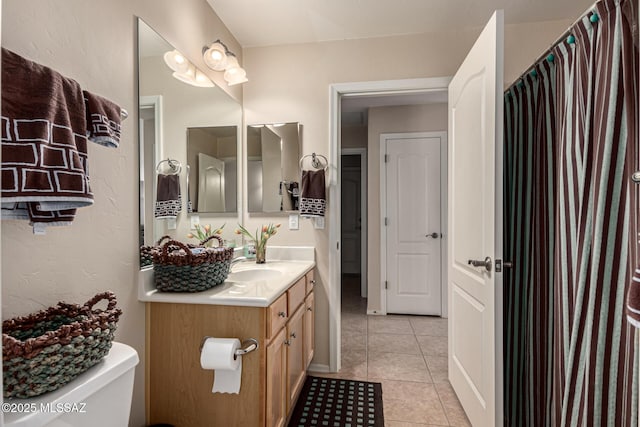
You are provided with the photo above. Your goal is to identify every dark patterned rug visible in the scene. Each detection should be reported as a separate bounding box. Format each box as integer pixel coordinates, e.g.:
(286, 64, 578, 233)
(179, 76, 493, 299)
(288, 376, 384, 427)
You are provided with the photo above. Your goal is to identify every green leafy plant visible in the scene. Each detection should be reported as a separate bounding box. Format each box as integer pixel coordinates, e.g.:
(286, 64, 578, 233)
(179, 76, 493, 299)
(235, 223, 281, 252)
(187, 223, 224, 247)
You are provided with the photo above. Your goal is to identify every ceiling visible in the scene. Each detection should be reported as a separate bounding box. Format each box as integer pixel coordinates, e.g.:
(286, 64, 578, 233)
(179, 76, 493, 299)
(206, 0, 594, 48)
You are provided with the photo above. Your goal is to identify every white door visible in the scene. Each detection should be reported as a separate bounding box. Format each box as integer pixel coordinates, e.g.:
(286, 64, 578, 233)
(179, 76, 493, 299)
(448, 10, 503, 427)
(197, 153, 225, 212)
(385, 133, 443, 315)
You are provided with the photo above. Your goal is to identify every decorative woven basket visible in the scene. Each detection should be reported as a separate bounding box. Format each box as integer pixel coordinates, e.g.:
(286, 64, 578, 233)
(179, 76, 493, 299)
(140, 235, 173, 268)
(152, 235, 234, 292)
(2, 292, 122, 398)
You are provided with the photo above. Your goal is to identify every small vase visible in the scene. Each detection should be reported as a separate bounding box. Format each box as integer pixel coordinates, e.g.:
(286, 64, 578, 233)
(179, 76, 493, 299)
(255, 243, 266, 264)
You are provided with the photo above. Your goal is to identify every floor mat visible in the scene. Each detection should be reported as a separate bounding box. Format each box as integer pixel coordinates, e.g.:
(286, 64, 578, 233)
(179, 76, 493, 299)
(288, 376, 384, 427)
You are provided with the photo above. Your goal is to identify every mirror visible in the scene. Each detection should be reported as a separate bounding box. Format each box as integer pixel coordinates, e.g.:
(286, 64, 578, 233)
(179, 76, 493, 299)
(187, 126, 238, 213)
(138, 18, 242, 268)
(246, 123, 302, 213)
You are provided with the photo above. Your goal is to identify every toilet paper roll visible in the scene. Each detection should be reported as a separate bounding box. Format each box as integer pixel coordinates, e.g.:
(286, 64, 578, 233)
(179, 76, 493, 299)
(200, 337, 242, 394)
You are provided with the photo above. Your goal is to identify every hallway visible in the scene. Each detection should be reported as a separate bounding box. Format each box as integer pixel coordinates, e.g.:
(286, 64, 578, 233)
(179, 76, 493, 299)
(312, 276, 471, 426)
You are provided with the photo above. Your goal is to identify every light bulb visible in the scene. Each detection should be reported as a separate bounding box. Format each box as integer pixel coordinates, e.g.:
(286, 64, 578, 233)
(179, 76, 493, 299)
(223, 55, 248, 85)
(203, 42, 228, 71)
(163, 50, 189, 73)
(193, 70, 214, 88)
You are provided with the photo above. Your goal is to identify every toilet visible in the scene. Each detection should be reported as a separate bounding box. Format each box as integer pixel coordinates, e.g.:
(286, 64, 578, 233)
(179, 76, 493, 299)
(4, 342, 139, 427)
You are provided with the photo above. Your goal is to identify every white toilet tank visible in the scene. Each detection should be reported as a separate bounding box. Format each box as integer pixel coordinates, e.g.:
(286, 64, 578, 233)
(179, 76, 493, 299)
(4, 342, 139, 427)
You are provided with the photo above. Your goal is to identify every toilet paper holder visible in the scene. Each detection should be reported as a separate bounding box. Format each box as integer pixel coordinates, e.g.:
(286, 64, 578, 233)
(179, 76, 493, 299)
(200, 337, 259, 360)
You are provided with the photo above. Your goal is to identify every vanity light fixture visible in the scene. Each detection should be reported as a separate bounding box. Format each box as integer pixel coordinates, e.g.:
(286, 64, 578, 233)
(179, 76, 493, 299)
(163, 49, 189, 73)
(202, 40, 248, 86)
(164, 49, 214, 88)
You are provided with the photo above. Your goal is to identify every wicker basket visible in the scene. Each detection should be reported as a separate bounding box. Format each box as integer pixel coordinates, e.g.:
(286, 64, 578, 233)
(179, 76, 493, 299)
(152, 235, 234, 292)
(2, 292, 122, 398)
(140, 235, 173, 268)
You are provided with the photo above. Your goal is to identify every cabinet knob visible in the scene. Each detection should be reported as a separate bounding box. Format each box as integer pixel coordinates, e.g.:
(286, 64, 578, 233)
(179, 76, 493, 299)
(307, 307, 313, 312)
(284, 339, 291, 346)
(310, 280, 316, 285)
(290, 332, 297, 339)
(278, 311, 286, 318)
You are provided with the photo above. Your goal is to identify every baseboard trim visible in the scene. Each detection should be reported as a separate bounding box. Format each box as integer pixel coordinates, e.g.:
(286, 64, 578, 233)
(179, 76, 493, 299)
(308, 363, 330, 373)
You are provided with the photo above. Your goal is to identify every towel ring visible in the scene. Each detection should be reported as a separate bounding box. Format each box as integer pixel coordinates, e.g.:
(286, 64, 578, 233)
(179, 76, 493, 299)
(299, 153, 328, 171)
(156, 158, 182, 175)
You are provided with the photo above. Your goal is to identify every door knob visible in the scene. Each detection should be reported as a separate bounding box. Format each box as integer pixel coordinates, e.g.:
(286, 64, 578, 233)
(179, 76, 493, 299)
(426, 232, 440, 239)
(468, 257, 492, 272)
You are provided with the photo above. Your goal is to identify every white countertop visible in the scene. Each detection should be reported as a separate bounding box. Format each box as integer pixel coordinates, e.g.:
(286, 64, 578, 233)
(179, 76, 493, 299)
(138, 246, 315, 307)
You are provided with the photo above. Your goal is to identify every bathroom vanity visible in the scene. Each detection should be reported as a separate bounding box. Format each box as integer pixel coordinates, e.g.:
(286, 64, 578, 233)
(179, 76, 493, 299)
(140, 248, 316, 427)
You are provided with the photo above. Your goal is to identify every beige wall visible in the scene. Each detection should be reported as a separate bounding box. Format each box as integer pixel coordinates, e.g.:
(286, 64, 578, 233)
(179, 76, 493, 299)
(243, 18, 573, 369)
(366, 104, 448, 312)
(342, 125, 368, 149)
(1, 1, 241, 426)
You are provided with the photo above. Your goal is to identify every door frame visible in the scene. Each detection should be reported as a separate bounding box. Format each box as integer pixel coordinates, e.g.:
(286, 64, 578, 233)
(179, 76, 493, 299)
(379, 131, 448, 316)
(329, 77, 452, 372)
(341, 148, 368, 298)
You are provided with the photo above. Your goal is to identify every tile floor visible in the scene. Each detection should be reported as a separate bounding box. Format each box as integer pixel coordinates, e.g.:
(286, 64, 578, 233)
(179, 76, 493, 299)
(311, 275, 471, 426)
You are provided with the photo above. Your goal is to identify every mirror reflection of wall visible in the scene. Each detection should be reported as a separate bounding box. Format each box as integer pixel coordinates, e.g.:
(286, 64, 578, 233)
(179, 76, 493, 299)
(186, 126, 238, 214)
(247, 122, 302, 213)
(138, 18, 242, 265)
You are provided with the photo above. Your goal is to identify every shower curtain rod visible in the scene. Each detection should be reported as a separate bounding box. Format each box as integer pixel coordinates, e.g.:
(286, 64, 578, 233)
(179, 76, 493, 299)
(507, 0, 600, 91)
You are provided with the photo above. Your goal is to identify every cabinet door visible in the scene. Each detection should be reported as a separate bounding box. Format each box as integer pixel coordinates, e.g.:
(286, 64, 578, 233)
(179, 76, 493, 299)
(303, 291, 315, 369)
(286, 305, 305, 410)
(267, 328, 287, 427)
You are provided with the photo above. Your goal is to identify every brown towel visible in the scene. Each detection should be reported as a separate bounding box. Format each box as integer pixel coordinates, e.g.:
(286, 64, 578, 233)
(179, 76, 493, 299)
(1, 48, 120, 230)
(154, 174, 182, 219)
(299, 170, 326, 217)
(83, 90, 122, 148)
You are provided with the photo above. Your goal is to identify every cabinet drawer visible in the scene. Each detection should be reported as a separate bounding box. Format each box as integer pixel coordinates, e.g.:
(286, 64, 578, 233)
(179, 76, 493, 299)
(287, 277, 306, 314)
(305, 270, 315, 295)
(267, 292, 288, 339)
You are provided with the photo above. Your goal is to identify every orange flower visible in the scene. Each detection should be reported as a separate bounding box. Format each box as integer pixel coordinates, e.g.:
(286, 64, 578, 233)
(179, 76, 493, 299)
(235, 229, 242, 235)
(204, 224, 211, 232)
(276, 223, 281, 228)
(187, 233, 194, 238)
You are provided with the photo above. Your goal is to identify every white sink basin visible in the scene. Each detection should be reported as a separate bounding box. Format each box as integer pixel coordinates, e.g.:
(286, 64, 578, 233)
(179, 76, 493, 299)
(228, 268, 283, 282)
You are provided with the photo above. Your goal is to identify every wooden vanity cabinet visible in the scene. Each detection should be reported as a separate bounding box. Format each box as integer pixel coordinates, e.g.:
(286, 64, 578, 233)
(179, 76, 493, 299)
(285, 305, 305, 410)
(147, 269, 316, 427)
(266, 327, 287, 427)
(303, 291, 315, 368)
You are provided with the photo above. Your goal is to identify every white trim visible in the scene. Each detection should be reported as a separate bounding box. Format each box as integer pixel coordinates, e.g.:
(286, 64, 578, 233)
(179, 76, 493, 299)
(440, 132, 449, 318)
(308, 363, 331, 373)
(139, 95, 163, 247)
(329, 77, 451, 373)
(140, 95, 163, 163)
(379, 137, 388, 315)
(341, 147, 368, 298)
(329, 85, 342, 374)
(380, 131, 447, 316)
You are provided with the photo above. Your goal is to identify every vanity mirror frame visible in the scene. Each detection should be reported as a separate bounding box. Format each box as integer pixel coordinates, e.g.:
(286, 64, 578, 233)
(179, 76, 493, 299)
(246, 122, 302, 215)
(137, 17, 243, 270)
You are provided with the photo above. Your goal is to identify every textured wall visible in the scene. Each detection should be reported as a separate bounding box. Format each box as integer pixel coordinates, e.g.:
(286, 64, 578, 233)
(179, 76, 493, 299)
(1, 1, 241, 425)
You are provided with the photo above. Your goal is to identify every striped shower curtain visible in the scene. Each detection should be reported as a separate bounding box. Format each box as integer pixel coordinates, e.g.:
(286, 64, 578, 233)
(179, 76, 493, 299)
(503, 0, 639, 425)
